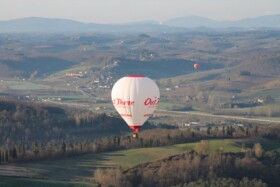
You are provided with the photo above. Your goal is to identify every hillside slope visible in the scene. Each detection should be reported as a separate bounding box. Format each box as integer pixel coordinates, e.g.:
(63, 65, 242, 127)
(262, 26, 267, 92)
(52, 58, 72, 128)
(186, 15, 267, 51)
(0, 57, 75, 78)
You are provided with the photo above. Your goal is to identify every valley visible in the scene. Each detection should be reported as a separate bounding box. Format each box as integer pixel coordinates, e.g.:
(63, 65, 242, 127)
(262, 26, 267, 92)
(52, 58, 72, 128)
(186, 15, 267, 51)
(0, 30, 279, 121)
(0, 28, 280, 187)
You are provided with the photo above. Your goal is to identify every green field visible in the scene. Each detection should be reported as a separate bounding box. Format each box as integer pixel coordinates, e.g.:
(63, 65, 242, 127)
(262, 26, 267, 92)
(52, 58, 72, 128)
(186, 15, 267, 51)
(1, 138, 279, 186)
(2, 80, 51, 91)
(54, 65, 94, 75)
(38, 94, 88, 101)
(94, 145, 188, 169)
(0, 176, 95, 187)
(157, 102, 186, 110)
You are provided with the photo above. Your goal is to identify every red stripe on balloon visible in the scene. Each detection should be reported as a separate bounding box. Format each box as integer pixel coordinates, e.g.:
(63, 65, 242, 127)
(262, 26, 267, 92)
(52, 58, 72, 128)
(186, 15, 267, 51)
(129, 126, 142, 132)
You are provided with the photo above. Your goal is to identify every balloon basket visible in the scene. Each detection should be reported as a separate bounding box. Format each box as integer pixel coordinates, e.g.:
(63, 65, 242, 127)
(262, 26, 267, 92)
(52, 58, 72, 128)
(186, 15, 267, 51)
(132, 133, 138, 139)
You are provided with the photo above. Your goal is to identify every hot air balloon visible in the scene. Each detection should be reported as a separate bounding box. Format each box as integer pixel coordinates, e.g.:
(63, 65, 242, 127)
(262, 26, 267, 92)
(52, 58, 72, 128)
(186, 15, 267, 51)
(194, 63, 200, 70)
(111, 75, 160, 138)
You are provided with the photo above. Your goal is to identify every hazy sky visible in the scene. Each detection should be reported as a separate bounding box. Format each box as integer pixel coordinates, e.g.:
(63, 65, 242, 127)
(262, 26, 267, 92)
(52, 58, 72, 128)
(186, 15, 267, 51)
(0, 0, 280, 23)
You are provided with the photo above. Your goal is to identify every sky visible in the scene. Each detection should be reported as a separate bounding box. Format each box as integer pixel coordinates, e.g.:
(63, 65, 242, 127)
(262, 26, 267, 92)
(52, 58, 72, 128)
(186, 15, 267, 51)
(0, 0, 280, 23)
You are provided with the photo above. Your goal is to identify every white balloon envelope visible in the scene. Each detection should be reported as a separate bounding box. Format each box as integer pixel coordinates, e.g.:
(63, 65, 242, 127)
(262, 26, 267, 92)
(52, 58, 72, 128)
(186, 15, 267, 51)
(111, 75, 160, 133)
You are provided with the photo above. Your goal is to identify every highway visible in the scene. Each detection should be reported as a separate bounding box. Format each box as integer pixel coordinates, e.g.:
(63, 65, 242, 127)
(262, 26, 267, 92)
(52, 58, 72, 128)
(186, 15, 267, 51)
(157, 109, 280, 124)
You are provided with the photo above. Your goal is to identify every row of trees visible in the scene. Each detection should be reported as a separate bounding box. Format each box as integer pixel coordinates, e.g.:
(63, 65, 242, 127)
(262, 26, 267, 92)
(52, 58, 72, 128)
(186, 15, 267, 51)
(0, 122, 276, 164)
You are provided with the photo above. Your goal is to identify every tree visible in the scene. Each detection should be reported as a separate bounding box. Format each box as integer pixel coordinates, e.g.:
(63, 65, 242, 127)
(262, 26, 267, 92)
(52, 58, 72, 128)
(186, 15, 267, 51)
(241, 143, 246, 152)
(254, 126, 259, 136)
(246, 127, 250, 136)
(207, 127, 211, 135)
(195, 140, 209, 155)
(1, 150, 5, 164)
(4, 149, 9, 162)
(94, 167, 130, 187)
(61, 142, 66, 154)
(11, 147, 17, 159)
(254, 143, 263, 158)
(0, 149, 2, 164)
(31, 143, 39, 157)
(226, 126, 234, 136)
(222, 126, 225, 136)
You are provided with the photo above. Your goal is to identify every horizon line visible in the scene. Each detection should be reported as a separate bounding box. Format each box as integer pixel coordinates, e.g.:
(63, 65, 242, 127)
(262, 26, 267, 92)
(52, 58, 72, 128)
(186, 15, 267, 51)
(0, 13, 279, 25)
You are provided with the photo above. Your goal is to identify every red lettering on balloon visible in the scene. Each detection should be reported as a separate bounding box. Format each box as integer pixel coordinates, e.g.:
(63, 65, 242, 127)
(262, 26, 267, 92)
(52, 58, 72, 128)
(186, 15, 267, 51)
(113, 98, 135, 106)
(144, 97, 160, 106)
(144, 114, 152, 117)
(120, 114, 132, 117)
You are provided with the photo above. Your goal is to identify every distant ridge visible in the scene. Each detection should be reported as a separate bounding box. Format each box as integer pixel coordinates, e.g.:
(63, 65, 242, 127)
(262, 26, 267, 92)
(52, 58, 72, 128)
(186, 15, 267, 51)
(0, 17, 172, 33)
(163, 14, 280, 28)
(0, 14, 280, 33)
(0, 17, 104, 33)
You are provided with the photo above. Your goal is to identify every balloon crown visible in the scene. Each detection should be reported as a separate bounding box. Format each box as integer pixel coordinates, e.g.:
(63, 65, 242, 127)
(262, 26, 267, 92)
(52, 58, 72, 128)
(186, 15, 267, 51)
(127, 75, 145, 78)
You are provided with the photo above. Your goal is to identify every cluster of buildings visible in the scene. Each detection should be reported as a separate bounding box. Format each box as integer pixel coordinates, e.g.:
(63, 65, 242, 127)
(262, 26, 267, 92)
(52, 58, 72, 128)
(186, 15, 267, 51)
(65, 71, 88, 78)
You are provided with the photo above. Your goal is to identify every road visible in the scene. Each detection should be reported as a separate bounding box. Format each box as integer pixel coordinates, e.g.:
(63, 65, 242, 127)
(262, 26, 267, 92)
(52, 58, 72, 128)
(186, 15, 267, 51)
(157, 109, 280, 124)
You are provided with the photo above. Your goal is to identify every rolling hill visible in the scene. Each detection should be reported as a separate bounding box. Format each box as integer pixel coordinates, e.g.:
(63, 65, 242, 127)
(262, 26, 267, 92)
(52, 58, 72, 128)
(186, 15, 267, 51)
(112, 58, 223, 79)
